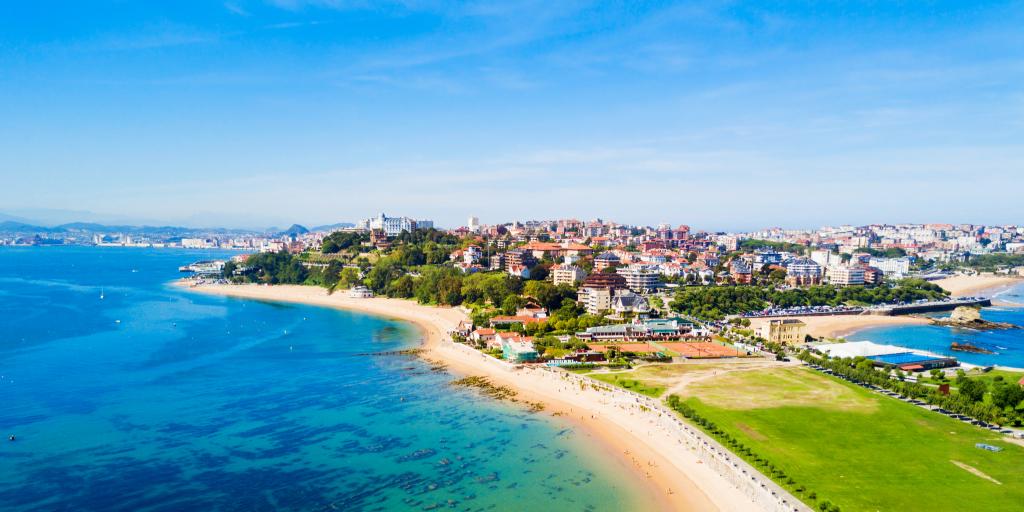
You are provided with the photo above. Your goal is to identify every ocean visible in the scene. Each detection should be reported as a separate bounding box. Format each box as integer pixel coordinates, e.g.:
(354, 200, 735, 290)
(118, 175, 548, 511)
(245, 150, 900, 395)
(850, 283, 1024, 368)
(0, 246, 651, 511)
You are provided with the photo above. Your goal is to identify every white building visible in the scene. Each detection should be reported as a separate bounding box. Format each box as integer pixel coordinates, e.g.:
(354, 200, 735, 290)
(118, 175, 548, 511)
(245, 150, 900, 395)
(181, 238, 215, 249)
(467, 216, 480, 231)
(810, 249, 838, 268)
(358, 213, 433, 236)
(784, 257, 822, 285)
(551, 264, 586, 286)
(610, 290, 651, 315)
(348, 286, 374, 298)
(868, 257, 911, 278)
(617, 264, 661, 293)
(827, 265, 866, 286)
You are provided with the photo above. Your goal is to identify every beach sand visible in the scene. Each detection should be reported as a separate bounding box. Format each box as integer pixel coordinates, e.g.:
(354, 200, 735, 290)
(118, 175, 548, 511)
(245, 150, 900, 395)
(934, 274, 1023, 298)
(183, 283, 760, 512)
(747, 274, 1024, 339)
(749, 314, 931, 339)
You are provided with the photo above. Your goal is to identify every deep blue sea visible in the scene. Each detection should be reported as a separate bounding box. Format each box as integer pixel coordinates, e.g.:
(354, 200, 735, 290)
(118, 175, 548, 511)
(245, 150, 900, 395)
(851, 283, 1024, 368)
(0, 247, 650, 511)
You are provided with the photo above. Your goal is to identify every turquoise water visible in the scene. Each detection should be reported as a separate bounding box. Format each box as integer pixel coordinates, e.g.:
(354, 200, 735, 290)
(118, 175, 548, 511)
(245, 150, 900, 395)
(850, 283, 1024, 368)
(0, 247, 648, 511)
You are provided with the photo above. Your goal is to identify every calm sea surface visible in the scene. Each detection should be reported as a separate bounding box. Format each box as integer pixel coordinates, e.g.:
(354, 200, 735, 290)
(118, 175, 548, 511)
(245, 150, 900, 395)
(851, 283, 1024, 368)
(0, 246, 650, 511)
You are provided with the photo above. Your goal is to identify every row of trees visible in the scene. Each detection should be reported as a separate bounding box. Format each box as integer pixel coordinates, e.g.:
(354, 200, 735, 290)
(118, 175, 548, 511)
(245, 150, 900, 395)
(224, 251, 308, 284)
(320, 231, 370, 254)
(669, 279, 950, 320)
(796, 351, 1024, 426)
(737, 238, 809, 256)
(665, 395, 839, 512)
(961, 253, 1024, 272)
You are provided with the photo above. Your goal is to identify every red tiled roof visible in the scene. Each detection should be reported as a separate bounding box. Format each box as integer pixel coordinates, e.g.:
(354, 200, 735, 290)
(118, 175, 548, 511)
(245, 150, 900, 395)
(490, 315, 544, 324)
(587, 343, 661, 353)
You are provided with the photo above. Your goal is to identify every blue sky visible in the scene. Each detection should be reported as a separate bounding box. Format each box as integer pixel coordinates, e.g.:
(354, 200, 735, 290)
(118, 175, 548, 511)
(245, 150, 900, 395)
(1, 1, 1022, 230)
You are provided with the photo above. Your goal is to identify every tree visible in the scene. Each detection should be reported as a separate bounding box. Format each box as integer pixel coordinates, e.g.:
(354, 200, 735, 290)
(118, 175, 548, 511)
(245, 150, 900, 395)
(992, 382, 1024, 410)
(339, 267, 361, 288)
(321, 231, 369, 253)
(365, 258, 404, 293)
(528, 263, 550, 281)
(437, 275, 464, 305)
(239, 251, 308, 284)
(501, 295, 523, 315)
(321, 260, 344, 288)
(386, 275, 416, 298)
(958, 378, 986, 403)
(396, 245, 426, 266)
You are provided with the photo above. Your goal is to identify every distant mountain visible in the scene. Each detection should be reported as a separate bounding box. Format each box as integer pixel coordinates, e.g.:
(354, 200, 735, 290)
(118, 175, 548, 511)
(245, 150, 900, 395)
(0, 220, 264, 236)
(0, 212, 36, 224)
(0, 221, 56, 233)
(311, 222, 355, 232)
(278, 224, 310, 237)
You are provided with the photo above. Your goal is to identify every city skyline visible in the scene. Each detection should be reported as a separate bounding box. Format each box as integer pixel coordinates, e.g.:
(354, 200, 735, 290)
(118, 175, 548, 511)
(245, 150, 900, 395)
(3, 1, 1023, 229)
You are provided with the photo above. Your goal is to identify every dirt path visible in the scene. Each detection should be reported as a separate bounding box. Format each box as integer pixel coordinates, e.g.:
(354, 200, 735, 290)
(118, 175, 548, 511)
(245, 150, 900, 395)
(663, 360, 786, 397)
(951, 460, 1002, 485)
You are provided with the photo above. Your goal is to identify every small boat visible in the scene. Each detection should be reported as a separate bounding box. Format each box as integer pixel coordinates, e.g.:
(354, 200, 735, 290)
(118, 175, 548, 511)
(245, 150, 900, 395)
(8, 434, 15, 442)
(100, 289, 105, 300)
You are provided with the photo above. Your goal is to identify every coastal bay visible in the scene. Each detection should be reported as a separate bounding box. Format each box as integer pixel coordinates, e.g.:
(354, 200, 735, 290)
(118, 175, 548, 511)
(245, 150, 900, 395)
(186, 282, 761, 512)
(0, 247, 660, 512)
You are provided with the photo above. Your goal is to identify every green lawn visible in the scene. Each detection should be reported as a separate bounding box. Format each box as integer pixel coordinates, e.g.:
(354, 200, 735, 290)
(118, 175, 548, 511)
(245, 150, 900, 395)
(679, 366, 1024, 511)
(589, 372, 667, 398)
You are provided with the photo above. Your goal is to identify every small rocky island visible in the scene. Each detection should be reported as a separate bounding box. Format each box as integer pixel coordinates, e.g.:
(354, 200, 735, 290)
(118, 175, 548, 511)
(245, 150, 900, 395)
(930, 306, 1017, 331)
(950, 341, 995, 354)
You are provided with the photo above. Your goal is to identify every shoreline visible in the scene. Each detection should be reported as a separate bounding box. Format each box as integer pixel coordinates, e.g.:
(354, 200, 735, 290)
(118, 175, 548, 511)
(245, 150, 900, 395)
(748, 276, 1024, 340)
(180, 282, 762, 512)
(749, 314, 931, 340)
(933, 274, 1024, 300)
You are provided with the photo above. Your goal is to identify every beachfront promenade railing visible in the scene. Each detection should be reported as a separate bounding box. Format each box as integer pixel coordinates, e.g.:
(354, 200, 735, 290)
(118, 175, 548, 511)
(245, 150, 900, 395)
(439, 338, 809, 512)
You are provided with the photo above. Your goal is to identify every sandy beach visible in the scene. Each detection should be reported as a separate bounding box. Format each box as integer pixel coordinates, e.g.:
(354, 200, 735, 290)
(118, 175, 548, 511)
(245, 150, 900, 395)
(749, 314, 931, 339)
(183, 282, 763, 512)
(934, 274, 1023, 298)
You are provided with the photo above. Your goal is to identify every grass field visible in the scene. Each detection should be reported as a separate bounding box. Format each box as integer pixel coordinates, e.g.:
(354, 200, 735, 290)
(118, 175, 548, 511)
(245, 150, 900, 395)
(677, 366, 1024, 511)
(589, 371, 666, 397)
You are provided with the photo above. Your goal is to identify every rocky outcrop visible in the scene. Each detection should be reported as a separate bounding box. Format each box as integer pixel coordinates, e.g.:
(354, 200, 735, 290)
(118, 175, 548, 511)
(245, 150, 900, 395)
(931, 306, 1016, 330)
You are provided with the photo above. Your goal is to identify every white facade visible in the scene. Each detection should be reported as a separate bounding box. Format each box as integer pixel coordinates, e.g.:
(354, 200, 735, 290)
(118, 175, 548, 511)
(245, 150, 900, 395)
(348, 286, 374, 298)
(358, 213, 433, 236)
(581, 287, 613, 315)
(617, 264, 661, 293)
(868, 257, 911, 277)
(810, 249, 838, 267)
(552, 264, 586, 286)
(827, 265, 866, 286)
(785, 258, 822, 279)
